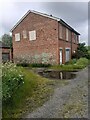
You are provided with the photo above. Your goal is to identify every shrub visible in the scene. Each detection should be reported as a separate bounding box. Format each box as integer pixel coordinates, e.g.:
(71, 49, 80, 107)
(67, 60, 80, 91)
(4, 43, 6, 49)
(17, 62, 30, 67)
(30, 63, 51, 68)
(76, 58, 88, 67)
(2, 62, 24, 101)
(65, 59, 77, 65)
(17, 63, 51, 68)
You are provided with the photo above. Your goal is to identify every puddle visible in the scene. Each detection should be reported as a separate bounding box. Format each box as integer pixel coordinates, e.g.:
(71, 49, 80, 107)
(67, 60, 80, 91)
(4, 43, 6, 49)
(38, 70, 76, 80)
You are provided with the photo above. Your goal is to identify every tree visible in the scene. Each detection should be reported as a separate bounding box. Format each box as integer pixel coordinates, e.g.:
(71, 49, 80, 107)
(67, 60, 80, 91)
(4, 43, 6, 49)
(72, 42, 90, 59)
(2, 34, 12, 48)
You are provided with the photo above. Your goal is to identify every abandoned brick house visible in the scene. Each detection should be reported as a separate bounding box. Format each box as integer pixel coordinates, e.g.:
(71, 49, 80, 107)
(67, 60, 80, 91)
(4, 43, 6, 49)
(11, 10, 80, 64)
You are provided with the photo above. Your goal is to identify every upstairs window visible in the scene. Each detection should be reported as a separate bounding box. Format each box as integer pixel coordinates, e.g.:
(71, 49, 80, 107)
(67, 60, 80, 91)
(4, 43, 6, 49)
(74, 33, 76, 43)
(77, 35, 79, 43)
(29, 30, 36, 41)
(60, 25, 62, 39)
(66, 28, 69, 41)
(15, 33, 20, 41)
(23, 30, 27, 38)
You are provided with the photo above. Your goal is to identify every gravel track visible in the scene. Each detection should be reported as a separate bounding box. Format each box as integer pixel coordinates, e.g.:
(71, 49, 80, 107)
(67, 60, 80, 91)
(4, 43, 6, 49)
(25, 67, 88, 118)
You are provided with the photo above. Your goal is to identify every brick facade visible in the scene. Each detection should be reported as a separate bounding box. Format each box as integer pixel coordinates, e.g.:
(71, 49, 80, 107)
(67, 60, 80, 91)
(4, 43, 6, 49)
(11, 10, 80, 64)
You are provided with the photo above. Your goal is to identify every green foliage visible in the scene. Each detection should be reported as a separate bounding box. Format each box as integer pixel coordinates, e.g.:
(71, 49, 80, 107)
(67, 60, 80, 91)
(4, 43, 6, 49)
(72, 43, 90, 59)
(2, 67, 54, 118)
(2, 62, 24, 101)
(50, 58, 88, 71)
(17, 63, 51, 68)
(65, 59, 77, 65)
(2, 34, 12, 48)
(30, 63, 51, 67)
(76, 58, 88, 66)
(17, 62, 30, 67)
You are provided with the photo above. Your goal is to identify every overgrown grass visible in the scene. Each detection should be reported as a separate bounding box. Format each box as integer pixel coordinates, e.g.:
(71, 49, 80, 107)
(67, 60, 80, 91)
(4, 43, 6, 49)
(49, 58, 89, 71)
(2, 66, 69, 118)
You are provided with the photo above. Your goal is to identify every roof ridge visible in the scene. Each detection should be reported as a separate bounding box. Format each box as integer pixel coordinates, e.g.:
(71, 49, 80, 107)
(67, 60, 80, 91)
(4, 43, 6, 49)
(30, 10, 60, 20)
(10, 10, 80, 35)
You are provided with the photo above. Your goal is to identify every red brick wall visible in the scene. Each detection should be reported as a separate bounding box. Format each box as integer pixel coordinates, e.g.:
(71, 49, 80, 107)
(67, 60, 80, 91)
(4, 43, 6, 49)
(58, 23, 78, 64)
(12, 12, 59, 64)
(12, 12, 79, 65)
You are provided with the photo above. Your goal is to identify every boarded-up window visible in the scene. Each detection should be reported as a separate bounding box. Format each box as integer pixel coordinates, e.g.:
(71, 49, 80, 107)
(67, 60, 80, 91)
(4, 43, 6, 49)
(29, 30, 36, 41)
(60, 25, 62, 39)
(2, 53, 10, 62)
(15, 33, 20, 41)
(66, 28, 69, 41)
(68, 30, 71, 41)
(74, 33, 76, 43)
(77, 35, 79, 43)
(23, 30, 27, 38)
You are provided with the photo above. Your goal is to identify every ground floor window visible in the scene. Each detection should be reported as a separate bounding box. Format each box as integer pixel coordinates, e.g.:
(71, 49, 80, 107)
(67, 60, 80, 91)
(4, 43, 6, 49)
(65, 48, 70, 62)
(2, 53, 10, 62)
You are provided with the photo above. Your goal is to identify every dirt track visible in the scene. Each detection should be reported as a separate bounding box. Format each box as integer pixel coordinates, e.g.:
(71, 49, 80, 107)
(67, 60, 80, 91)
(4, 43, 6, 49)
(25, 67, 88, 118)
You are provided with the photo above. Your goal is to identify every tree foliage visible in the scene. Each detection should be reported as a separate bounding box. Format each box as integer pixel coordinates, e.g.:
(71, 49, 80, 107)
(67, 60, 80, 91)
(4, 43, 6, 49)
(72, 42, 90, 59)
(2, 34, 12, 48)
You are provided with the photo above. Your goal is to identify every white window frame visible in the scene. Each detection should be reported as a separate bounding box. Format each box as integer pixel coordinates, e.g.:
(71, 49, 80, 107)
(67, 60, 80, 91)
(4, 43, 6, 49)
(66, 28, 69, 41)
(29, 30, 36, 41)
(23, 30, 27, 39)
(15, 33, 20, 41)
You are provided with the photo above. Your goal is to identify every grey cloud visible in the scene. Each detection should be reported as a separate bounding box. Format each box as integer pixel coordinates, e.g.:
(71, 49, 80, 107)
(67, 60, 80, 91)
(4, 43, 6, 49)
(41, 2, 88, 45)
(0, 2, 88, 45)
(41, 2, 88, 22)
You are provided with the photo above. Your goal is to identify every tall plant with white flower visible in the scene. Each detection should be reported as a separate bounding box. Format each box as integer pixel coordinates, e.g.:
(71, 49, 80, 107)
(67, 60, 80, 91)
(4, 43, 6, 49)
(2, 62, 24, 101)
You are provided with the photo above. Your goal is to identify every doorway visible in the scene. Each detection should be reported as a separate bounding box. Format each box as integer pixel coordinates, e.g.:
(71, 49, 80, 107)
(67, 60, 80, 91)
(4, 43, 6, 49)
(60, 49, 63, 65)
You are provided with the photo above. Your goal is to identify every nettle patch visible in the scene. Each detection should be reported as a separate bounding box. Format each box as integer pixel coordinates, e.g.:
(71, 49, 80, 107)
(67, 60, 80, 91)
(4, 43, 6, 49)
(2, 62, 24, 101)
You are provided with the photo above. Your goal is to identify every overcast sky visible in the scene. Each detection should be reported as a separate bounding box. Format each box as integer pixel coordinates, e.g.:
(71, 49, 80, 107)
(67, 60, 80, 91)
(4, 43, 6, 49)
(0, 1, 89, 45)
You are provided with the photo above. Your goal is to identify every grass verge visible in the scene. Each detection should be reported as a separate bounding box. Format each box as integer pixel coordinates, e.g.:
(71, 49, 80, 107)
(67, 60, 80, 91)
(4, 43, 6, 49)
(49, 58, 89, 71)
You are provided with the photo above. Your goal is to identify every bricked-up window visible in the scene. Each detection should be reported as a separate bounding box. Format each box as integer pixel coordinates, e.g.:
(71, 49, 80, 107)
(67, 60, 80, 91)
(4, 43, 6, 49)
(75, 34, 77, 43)
(60, 25, 62, 39)
(74, 33, 76, 43)
(77, 35, 79, 44)
(23, 30, 27, 38)
(66, 28, 69, 41)
(15, 33, 20, 41)
(68, 30, 72, 41)
(29, 30, 36, 41)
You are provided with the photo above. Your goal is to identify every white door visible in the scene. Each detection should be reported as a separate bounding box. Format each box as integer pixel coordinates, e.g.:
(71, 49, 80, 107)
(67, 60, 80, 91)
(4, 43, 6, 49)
(66, 49, 70, 62)
(60, 49, 62, 65)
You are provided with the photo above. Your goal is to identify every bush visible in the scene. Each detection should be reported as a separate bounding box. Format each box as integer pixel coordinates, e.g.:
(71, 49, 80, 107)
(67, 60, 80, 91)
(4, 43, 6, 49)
(76, 58, 88, 67)
(2, 62, 24, 101)
(30, 63, 51, 68)
(50, 58, 88, 71)
(17, 62, 30, 67)
(72, 43, 90, 60)
(65, 59, 77, 65)
(17, 63, 51, 68)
